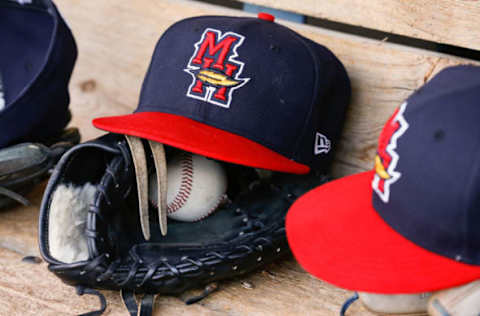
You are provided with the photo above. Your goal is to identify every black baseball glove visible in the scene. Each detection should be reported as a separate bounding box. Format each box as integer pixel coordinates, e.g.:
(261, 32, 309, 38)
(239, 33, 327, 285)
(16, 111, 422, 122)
(39, 133, 327, 316)
(0, 127, 80, 209)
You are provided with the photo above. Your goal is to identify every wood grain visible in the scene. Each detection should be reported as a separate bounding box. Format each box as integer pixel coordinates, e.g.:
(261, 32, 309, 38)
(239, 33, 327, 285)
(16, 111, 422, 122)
(0, 200, 371, 316)
(0, 0, 476, 314)
(243, 0, 480, 51)
(56, 0, 477, 178)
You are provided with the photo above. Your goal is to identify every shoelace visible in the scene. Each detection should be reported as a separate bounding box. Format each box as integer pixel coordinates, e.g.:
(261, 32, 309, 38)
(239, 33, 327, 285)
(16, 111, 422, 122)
(0, 186, 30, 206)
(340, 292, 359, 316)
(76, 285, 107, 316)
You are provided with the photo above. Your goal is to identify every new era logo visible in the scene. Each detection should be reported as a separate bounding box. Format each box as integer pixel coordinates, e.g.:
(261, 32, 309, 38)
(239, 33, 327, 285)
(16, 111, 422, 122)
(314, 132, 331, 155)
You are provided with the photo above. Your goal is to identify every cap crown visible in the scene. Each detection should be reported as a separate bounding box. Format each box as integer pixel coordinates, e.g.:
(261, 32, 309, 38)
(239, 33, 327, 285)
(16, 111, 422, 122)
(0, 0, 77, 147)
(373, 65, 480, 265)
(138, 16, 350, 172)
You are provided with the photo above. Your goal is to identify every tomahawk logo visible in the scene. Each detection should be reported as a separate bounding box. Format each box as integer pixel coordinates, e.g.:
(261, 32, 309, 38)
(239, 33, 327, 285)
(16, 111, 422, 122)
(314, 132, 331, 155)
(184, 28, 250, 108)
(372, 102, 409, 203)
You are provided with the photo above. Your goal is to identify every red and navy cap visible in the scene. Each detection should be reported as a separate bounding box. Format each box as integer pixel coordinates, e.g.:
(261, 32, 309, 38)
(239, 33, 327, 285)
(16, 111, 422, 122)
(286, 65, 480, 293)
(93, 14, 350, 174)
(0, 0, 77, 147)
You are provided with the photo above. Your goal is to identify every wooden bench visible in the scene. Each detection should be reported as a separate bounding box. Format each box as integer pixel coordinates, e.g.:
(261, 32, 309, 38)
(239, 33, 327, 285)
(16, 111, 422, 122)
(1, 0, 478, 315)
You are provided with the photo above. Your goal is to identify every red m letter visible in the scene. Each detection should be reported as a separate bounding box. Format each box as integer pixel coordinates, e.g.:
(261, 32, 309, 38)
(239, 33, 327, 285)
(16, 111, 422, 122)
(192, 31, 238, 71)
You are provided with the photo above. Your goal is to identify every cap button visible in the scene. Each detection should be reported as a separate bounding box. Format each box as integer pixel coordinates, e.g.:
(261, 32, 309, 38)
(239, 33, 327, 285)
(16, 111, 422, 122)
(258, 12, 275, 22)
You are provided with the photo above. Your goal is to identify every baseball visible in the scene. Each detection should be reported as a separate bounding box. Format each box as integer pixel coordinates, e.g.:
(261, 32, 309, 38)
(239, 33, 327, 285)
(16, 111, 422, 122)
(149, 151, 227, 222)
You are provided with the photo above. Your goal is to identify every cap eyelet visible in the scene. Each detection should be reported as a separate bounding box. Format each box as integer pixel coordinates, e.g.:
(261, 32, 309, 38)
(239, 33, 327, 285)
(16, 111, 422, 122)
(258, 12, 275, 22)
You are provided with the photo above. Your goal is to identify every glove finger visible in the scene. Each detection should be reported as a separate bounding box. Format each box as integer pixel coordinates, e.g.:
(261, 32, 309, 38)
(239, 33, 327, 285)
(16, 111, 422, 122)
(0, 142, 50, 177)
(125, 135, 150, 241)
(148, 140, 167, 236)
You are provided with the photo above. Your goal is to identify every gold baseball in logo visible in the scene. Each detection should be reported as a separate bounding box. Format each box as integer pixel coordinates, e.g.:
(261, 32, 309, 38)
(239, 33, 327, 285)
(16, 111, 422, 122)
(196, 70, 240, 87)
(375, 155, 391, 180)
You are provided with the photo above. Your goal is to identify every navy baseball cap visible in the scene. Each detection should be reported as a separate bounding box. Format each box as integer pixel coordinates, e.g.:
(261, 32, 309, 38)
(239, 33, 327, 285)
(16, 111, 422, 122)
(286, 65, 480, 293)
(0, 0, 77, 148)
(93, 13, 350, 174)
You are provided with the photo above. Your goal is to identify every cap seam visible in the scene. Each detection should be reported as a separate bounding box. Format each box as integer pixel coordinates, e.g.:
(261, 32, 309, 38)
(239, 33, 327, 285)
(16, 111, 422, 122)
(138, 15, 253, 107)
(461, 136, 480, 263)
(407, 83, 480, 116)
(278, 28, 321, 160)
(0, 1, 59, 111)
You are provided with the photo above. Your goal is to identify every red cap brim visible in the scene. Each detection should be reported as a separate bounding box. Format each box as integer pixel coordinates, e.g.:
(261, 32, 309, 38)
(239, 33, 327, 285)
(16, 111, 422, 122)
(286, 170, 480, 293)
(93, 112, 309, 174)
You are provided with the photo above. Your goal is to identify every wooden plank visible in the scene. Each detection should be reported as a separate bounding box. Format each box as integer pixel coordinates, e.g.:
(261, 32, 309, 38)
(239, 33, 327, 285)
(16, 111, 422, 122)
(243, 0, 480, 51)
(0, 0, 477, 314)
(57, 0, 477, 178)
(0, 203, 371, 316)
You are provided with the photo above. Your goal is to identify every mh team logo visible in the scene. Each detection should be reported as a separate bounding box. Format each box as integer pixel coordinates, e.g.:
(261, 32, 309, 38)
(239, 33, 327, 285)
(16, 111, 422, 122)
(372, 102, 409, 203)
(184, 28, 250, 108)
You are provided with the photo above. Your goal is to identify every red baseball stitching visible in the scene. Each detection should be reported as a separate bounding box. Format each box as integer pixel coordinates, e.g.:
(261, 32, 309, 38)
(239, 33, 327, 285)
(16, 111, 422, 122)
(167, 152, 194, 214)
(192, 194, 227, 222)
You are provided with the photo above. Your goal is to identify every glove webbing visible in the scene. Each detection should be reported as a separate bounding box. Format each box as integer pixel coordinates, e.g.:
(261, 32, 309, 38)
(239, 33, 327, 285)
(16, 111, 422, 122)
(125, 135, 167, 240)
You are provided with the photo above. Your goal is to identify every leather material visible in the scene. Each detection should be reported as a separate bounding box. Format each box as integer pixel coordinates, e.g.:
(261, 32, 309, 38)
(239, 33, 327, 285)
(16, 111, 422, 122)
(39, 132, 328, 297)
(0, 127, 80, 209)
